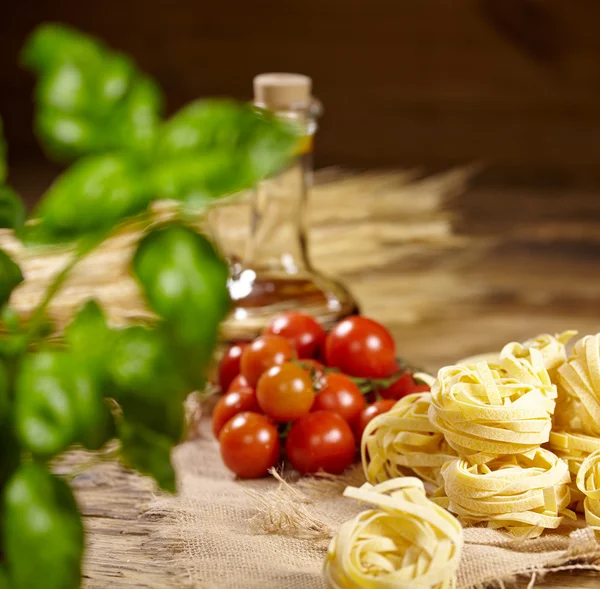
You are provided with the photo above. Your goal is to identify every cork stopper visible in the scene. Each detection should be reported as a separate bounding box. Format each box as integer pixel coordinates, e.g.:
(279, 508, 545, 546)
(253, 73, 312, 110)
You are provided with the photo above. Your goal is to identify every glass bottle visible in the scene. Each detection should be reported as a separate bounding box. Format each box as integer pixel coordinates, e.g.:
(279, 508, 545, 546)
(215, 73, 359, 342)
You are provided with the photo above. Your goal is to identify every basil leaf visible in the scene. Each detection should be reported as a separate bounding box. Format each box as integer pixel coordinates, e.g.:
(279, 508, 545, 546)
(0, 249, 23, 307)
(34, 154, 152, 241)
(153, 100, 298, 201)
(119, 421, 176, 492)
(133, 224, 230, 356)
(65, 300, 115, 381)
(23, 23, 163, 161)
(3, 464, 84, 589)
(0, 186, 26, 231)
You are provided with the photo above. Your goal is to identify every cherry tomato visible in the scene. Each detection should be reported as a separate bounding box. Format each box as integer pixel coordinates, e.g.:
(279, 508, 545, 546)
(325, 316, 397, 378)
(212, 387, 260, 438)
(312, 373, 366, 425)
(219, 412, 280, 478)
(241, 335, 296, 387)
(379, 371, 415, 400)
(286, 411, 356, 475)
(353, 399, 396, 442)
(218, 343, 247, 392)
(256, 362, 314, 421)
(226, 373, 249, 393)
(263, 312, 326, 359)
(380, 373, 431, 400)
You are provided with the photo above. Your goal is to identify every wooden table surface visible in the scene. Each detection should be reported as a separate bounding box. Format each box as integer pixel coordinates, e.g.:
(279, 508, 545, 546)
(56, 172, 600, 589)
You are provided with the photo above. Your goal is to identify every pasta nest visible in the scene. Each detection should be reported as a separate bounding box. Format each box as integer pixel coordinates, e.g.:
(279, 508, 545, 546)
(502, 331, 576, 382)
(429, 362, 556, 464)
(324, 478, 462, 589)
(558, 334, 600, 436)
(576, 448, 600, 540)
(436, 448, 574, 538)
(361, 392, 456, 490)
(547, 430, 600, 512)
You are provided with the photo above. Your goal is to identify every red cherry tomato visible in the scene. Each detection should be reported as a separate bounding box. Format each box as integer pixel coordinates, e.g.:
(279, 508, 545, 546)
(353, 399, 396, 442)
(325, 316, 397, 378)
(312, 373, 366, 425)
(379, 371, 415, 400)
(241, 335, 296, 387)
(286, 410, 356, 475)
(256, 362, 314, 421)
(217, 343, 247, 392)
(226, 373, 250, 394)
(380, 373, 431, 400)
(263, 312, 326, 359)
(212, 387, 260, 438)
(219, 412, 281, 478)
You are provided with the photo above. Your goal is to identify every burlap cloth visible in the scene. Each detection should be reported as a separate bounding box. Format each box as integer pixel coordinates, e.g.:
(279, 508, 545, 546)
(147, 419, 600, 589)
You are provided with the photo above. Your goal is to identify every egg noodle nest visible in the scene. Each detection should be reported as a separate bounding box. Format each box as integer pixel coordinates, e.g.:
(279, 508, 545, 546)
(326, 331, 600, 588)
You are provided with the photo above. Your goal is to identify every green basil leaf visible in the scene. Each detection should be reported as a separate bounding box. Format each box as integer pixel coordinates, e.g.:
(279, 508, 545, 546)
(0, 422, 20, 489)
(153, 100, 298, 201)
(0, 565, 9, 589)
(0, 249, 23, 308)
(108, 325, 188, 403)
(2, 464, 84, 589)
(119, 421, 176, 492)
(0, 365, 18, 490)
(110, 76, 163, 156)
(119, 394, 184, 445)
(108, 325, 188, 443)
(95, 55, 136, 114)
(15, 349, 114, 455)
(14, 351, 77, 458)
(71, 367, 115, 451)
(65, 300, 114, 380)
(0, 360, 8, 424)
(133, 224, 230, 356)
(0, 305, 21, 332)
(0, 186, 26, 231)
(34, 108, 105, 161)
(23, 24, 163, 161)
(35, 60, 96, 115)
(152, 151, 256, 202)
(34, 154, 152, 241)
(21, 23, 102, 73)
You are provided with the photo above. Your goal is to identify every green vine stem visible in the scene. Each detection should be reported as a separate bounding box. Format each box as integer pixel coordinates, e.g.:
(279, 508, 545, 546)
(295, 358, 429, 396)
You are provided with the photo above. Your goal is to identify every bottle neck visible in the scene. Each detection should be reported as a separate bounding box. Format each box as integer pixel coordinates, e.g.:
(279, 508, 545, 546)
(240, 107, 318, 276)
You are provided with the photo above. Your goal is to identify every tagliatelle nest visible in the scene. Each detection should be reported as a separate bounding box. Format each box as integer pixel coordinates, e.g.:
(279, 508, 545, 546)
(547, 430, 600, 512)
(559, 334, 600, 436)
(435, 448, 574, 538)
(361, 392, 456, 491)
(500, 340, 567, 390)
(323, 478, 462, 589)
(428, 362, 556, 465)
(503, 331, 577, 382)
(576, 448, 600, 540)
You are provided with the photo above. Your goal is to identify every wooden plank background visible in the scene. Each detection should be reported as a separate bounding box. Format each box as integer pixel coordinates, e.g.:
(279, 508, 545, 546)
(2, 0, 600, 194)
